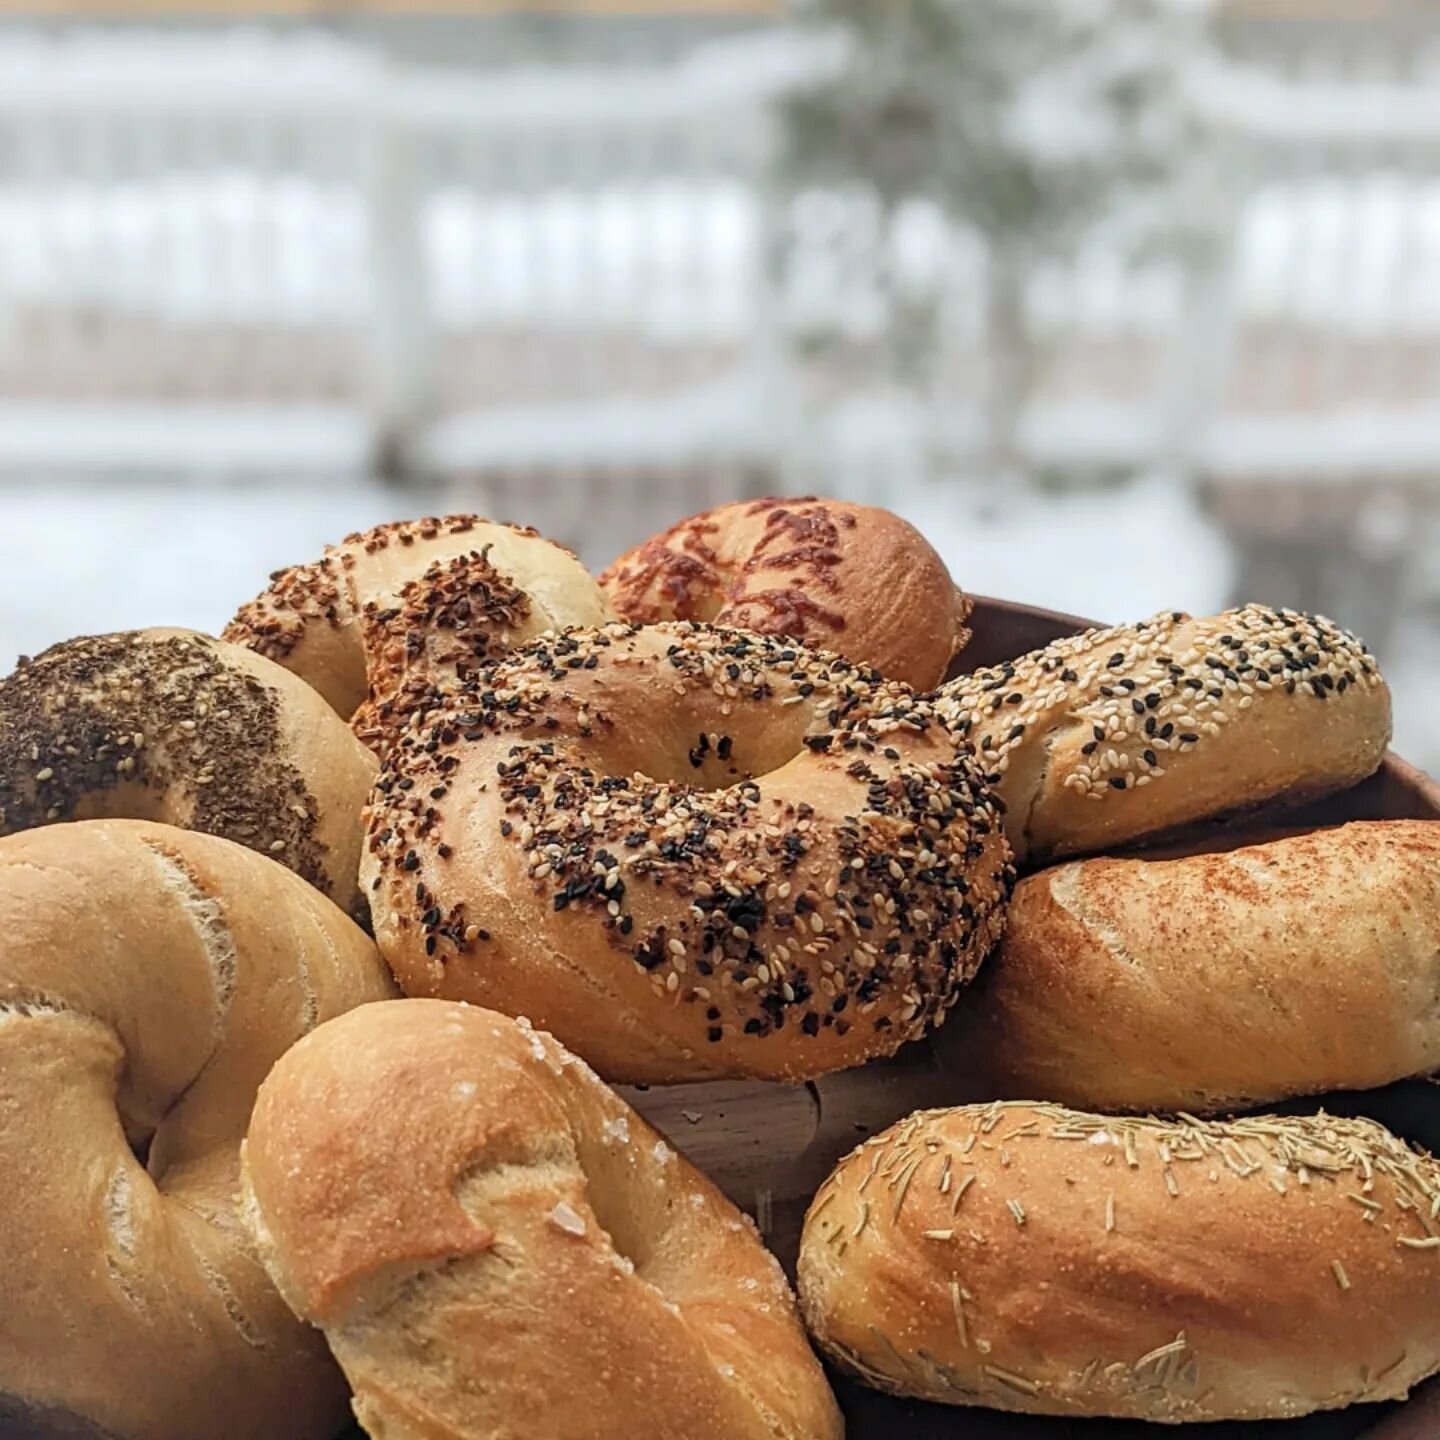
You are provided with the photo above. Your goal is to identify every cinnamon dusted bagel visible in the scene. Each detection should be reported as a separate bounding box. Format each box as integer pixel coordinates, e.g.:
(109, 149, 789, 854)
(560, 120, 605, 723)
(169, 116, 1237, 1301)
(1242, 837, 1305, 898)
(601, 496, 972, 691)
(0, 819, 395, 1440)
(0, 629, 376, 921)
(240, 1000, 844, 1440)
(362, 622, 1013, 1084)
(223, 515, 611, 748)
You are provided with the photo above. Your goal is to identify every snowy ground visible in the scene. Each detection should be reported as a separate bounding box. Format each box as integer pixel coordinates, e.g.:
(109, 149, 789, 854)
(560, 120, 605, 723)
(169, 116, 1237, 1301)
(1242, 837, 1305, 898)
(2, 473, 1434, 777)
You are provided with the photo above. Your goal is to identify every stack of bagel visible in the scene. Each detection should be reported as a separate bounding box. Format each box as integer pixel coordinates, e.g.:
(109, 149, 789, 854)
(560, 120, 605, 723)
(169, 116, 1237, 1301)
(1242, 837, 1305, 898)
(0, 495, 1435, 1440)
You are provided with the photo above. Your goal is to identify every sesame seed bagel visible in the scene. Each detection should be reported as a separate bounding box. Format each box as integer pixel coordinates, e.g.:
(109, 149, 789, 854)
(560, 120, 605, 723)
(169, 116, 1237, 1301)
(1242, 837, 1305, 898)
(223, 515, 612, 747)
(936, 604, 1391, 865)
(362, 622, 1013, 1084)
(601, 496, 972, 691)
(798, 1102, 1440, 1422)
(945, 819, 1440, 1113)
(240, 1000, 844, 1440)
(0, 629, 377, 921)
(0, 819, 395, 1440)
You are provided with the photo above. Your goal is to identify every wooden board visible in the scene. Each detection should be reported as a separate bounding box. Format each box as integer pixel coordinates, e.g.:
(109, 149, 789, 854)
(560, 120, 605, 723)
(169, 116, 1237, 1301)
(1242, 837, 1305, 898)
(619, 595, 1440, 1440)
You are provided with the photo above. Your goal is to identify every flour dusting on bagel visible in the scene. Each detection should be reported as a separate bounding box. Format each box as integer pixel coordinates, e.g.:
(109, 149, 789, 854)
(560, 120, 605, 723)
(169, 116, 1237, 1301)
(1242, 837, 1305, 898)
(363, 621, 1013, 1083)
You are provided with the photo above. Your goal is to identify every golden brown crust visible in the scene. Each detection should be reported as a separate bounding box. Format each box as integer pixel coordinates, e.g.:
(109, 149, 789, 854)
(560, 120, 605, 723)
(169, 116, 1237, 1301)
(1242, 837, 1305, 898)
(224, 516, 611, 734)
(241, 999, 843, 1440)
(0, 629, 377, 922)
(601, 497, 972, 691)
(0, 819, 395, 1440)
(362, 622, 1013, 1084)
(936, 605, 1391, 864)
(799, 1102, 1440, 1422)
(945, 820, 1440, 1113)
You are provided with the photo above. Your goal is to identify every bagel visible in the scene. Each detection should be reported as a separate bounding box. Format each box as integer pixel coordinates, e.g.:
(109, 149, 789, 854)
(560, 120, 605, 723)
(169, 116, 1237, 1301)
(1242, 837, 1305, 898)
(935, 604, 1391, 864)
(362, 622, 1013, 1084)
(0, 629, 377, 921)
(944, 819, 1440, 1113)
(798, 1102, 1440, 1422)
(223, 515, 612, 746)
(240, 1000, 843, 1440)
(0, 819, 396, 1440)
(600, 496, 971, 691)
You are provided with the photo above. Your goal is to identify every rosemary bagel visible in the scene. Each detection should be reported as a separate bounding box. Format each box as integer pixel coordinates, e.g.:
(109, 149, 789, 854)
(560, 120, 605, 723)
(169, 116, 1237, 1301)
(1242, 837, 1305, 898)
(362, 622, 1013, 1084)
(799, 1102, 1440, 1422)
(241, 1000, 843, 1440)
(0, 629, 376, 921)
(224, 515, 611, 749)
(601, 496, 972, 691)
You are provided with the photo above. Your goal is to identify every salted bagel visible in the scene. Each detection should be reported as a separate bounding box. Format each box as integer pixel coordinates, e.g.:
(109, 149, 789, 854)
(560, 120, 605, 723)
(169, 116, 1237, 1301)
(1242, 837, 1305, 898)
(601, 496, 972, 691)
(0, 819, 395, 1440)
(224, 515, 611, 747)
(0, 629, 377, 921)
(241, 1000, 843, 1440)
(362, 621, 1012, 1084)
(799, 1102, 1440, 1422)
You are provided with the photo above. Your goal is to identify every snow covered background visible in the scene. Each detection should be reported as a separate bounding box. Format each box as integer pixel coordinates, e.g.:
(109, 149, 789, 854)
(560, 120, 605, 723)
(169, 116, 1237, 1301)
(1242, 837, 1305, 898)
(0, 14, 1436, 775)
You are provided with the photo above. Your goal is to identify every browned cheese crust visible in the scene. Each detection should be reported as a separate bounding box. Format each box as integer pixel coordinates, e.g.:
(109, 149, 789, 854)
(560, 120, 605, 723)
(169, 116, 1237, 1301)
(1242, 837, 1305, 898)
(946, 819, 1440, 1113)
(0, 820, 395, 1440)
(224, 515, 612, 747)
(799, 1102, 1440, 1422)
(601, 496, 972, 691)
(0, 629, 377, 921)
(936, 605, 1390, 864)
(362, 622, 1013, 1083)
(241, 1000, 844, 1440)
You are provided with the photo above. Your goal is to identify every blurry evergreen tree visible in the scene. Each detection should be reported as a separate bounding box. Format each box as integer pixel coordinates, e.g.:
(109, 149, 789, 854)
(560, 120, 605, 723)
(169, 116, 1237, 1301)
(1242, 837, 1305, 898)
(776, 0, 1216, 482)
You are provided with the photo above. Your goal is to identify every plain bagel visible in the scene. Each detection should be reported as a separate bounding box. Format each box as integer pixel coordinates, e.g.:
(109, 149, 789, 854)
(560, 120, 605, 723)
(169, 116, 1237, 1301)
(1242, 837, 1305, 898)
(798, 1102, 1440, 1422)
(224, 515, 612, 747)
(240, 999, 844, 1440)
(0, 819, 395, 1440)
(0, 629, 377, 921)
(601, 496, 972, 691)
(363, 622, 1013, 1084)
(935, 604, 1390, 864)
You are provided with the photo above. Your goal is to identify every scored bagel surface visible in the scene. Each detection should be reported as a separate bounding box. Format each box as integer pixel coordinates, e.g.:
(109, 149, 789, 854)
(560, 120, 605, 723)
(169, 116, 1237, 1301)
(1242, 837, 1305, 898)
(363, 622, 1013, 1084)
(0, 819, 395, 1440)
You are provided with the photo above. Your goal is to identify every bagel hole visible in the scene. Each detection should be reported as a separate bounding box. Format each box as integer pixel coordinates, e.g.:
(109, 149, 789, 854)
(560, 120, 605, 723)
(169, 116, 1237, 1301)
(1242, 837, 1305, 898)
(580, 709, 821, 796)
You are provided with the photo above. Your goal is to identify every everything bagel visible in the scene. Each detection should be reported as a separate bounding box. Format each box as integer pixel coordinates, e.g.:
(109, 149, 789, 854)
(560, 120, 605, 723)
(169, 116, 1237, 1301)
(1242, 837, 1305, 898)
(0, 820, 395, 1440)
(241, 1000, 844, 1440)
(224, 515, 611, 748)
(363, 622, 1013, 1084)
(601, 497, 972, 691)
(0, 629, 377, 921)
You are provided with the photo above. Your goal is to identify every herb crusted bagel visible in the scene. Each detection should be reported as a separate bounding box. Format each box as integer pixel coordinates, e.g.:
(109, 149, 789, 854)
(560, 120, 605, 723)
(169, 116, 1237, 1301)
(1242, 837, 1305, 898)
(362, 622, 1013, 1084)
(799, 1102, 1440, 1422)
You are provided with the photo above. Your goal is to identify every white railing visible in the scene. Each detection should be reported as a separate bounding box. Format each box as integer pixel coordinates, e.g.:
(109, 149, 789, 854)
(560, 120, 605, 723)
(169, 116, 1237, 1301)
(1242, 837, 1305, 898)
(0, 23, 1438, 503)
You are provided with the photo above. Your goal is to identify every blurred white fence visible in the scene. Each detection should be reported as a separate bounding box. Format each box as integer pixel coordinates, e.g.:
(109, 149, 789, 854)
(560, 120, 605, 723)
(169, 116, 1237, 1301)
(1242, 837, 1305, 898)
(0, 24, 1439, 516)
